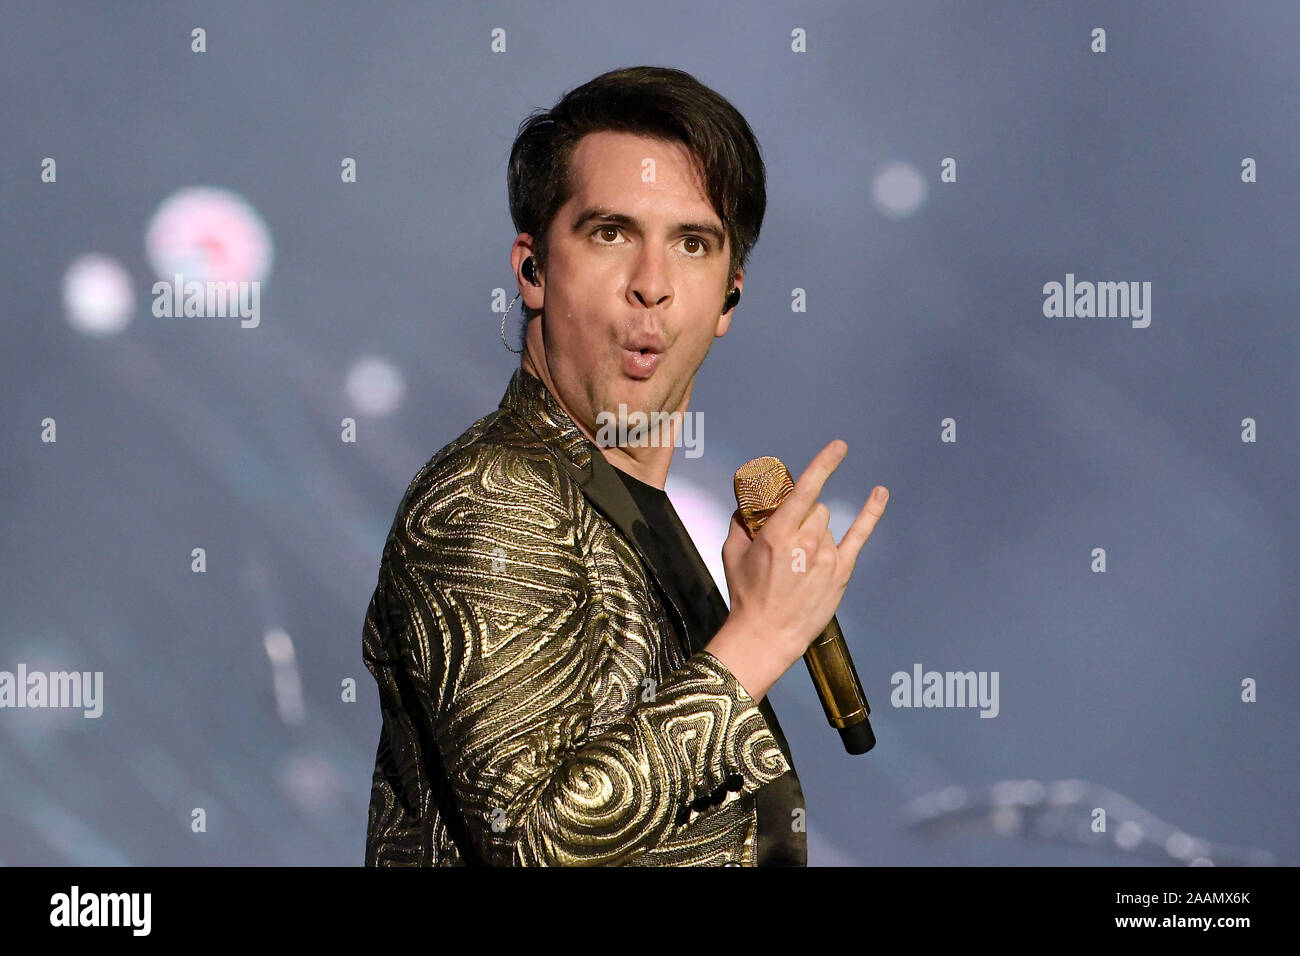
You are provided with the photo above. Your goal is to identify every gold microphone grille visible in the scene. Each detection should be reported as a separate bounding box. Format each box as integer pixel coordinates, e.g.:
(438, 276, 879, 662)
(733, 456, 796, 536)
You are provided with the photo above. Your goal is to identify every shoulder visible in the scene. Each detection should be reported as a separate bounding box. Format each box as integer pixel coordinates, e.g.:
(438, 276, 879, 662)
(385, 406, 577, 560)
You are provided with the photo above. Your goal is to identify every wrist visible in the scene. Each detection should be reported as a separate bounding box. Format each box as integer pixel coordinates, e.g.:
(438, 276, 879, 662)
(704, 621, 777, 703)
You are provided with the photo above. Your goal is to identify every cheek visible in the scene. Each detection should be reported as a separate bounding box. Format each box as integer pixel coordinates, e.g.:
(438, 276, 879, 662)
(552, 316, 611, 363)
(686, 324, 716, 353)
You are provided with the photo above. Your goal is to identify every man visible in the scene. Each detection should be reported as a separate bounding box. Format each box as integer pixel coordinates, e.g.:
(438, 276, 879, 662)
(362, 66, 888, 866)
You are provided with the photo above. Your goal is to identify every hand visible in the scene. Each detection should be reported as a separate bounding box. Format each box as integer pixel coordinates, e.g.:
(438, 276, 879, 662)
(708, 439, 888, 701)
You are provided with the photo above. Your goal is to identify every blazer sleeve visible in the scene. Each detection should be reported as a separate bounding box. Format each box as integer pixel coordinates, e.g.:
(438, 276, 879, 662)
(370, 445, 790, 866)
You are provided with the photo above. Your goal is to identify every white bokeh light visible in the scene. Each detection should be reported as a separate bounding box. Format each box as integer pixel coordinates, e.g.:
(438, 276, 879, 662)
(61, 253, 134, 336)
(871, 160, 928, 219)
(346, 356, 406, 417)
(1114, 819, 1145, 851)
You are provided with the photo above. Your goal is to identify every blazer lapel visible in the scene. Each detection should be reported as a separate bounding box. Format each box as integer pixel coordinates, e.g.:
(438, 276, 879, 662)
(496, 368, 692, 651)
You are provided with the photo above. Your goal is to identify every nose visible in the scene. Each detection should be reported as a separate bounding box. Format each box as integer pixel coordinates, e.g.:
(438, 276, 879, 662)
(628, 247, 671, 309)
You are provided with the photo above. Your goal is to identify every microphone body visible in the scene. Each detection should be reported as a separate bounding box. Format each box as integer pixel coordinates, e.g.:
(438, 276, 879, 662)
(734, 456, 876, 755)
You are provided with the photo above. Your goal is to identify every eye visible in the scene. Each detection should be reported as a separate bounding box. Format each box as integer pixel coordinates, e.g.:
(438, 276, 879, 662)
(590, 226, 709, 256)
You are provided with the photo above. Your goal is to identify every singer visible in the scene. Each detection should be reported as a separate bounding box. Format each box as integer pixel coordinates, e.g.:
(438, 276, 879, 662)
(361, 66, 888, 866)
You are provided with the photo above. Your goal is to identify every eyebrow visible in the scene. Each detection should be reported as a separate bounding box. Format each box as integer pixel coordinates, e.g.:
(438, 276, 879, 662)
(570, 205, 726, 249)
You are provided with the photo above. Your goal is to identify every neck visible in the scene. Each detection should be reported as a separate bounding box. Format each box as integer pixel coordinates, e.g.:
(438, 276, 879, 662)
(521, 352, 688, 493)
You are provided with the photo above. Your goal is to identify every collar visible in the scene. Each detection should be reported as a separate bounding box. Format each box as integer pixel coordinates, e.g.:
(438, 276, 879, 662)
(497, 365, 598, 478)
(496, 365, 695, 650)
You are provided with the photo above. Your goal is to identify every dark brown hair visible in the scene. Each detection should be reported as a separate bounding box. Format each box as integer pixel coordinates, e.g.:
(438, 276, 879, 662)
(507, 66, 767, 326)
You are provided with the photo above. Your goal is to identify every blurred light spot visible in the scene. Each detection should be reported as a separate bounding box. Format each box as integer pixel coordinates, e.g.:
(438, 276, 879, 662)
(1048, 778, 1086, 805)
(901, 784, 968, 825)
(991, 779, 1026, 805)
(936, 784, 967, 810)
(1165, 831, 1194, 859)
(146, 186, 273, 283)
(62, 253, 133, 336)
(871, 160, 927, 219)
(264, 628, 294, 664)
(277, 752, 345, 816)
(346, 356, 406, 417)
(990, 805, 1022, 835)
(1016, 780, 1046, 805)
(1114, 819, 1144, 850)
(263, 628, 304, 725)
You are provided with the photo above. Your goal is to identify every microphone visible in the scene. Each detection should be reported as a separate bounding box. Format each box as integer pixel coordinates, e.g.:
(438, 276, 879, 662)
(733, 456, 876, 755)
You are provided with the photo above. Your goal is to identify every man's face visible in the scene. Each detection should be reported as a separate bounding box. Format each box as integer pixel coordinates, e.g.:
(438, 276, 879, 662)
(517, 130, 739, 444)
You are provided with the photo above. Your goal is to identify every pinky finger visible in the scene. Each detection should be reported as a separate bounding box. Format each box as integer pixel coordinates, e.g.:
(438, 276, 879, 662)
(837, 487, 888, 574)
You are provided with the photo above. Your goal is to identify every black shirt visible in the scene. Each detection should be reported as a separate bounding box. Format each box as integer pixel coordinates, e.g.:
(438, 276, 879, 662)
(611, 465, 807, 866)
(611, 467, 719, 661)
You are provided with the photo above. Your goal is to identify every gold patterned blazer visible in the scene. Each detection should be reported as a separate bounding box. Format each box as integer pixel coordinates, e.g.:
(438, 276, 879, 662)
(362, 366, 806, 866)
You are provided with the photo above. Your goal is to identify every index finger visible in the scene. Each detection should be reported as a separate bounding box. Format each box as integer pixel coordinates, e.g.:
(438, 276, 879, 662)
(766, 439, 848, 536)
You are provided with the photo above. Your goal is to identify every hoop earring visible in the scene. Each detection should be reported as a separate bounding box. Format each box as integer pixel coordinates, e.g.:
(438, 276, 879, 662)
(500, 292, 525, 354)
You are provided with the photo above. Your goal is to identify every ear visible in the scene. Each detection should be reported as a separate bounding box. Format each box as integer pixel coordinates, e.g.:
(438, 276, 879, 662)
(511, 235, 542, 310)
(715, 268, 743, 338)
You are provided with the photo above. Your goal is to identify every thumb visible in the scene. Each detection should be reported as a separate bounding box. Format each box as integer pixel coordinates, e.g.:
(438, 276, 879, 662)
(722, 510, 748, 582)
(722, 509, 753, 556)
(723, 508, 743, 544)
